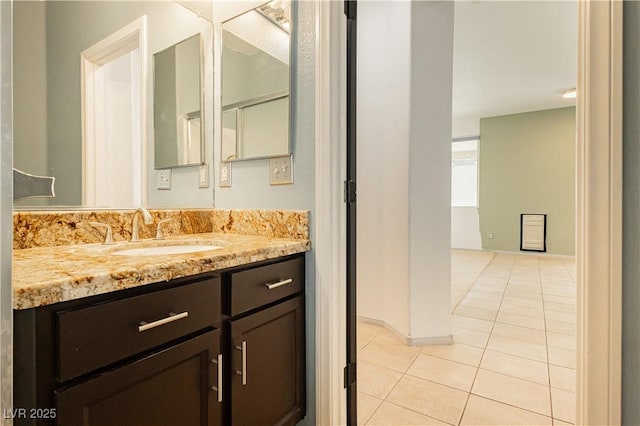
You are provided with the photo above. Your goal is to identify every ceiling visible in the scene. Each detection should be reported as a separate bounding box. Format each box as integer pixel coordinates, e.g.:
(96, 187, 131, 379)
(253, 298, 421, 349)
(452, 1, 577, 137)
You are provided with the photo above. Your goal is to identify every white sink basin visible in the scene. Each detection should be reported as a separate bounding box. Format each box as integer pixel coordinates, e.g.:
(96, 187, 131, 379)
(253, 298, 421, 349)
(112, 244, 224, 256)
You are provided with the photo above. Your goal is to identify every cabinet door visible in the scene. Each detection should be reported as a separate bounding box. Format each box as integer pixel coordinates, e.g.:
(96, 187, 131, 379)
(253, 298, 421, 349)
(230, 296, 305, 426)
(56, 330, 222, 426)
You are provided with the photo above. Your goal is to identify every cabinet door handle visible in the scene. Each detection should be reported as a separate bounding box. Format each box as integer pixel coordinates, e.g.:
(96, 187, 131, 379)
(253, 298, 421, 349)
(138, 311, 189, 332)
(211, 353, 223, 402)
(265, 278, 293, 290)
(235, 340, 247, 385)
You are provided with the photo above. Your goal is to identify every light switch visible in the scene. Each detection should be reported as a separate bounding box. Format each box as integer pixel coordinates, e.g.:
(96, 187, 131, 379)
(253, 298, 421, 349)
(199, 164, 210, 188)
(269, 155, 293, 185)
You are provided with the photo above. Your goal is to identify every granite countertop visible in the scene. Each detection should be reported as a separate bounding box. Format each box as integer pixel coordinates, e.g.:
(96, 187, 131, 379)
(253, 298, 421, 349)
(13, 232, 311, 310)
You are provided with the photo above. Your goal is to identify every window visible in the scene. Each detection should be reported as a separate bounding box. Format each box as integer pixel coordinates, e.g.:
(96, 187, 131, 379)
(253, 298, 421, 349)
(452, 138, 478, 207)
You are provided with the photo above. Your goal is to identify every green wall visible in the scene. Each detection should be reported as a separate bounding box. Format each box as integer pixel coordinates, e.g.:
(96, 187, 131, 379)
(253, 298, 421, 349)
(479, 107, 576, 255)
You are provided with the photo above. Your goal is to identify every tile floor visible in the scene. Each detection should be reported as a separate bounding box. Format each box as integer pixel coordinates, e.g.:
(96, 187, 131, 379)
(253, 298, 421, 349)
(357, 250, 576, 426)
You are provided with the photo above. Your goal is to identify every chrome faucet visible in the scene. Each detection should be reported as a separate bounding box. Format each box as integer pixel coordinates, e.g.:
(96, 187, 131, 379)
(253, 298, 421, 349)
(131, 207, 154, 242)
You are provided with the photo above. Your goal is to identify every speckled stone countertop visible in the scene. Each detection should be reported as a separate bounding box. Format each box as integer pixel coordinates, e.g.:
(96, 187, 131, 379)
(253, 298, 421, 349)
(13, 232, 310, 310)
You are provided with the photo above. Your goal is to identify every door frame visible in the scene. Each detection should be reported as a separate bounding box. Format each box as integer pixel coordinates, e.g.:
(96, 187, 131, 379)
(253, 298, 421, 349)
(314, 0, 623, 425)
(80, 16, 147, 207)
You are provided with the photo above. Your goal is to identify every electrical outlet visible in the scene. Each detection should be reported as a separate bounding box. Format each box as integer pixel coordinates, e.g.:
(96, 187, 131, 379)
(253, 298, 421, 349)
(156, 169, 172, 190)
(219, 162, 231, 187)
(269, 155, 293, 185)
(198, 164, 210, 188)
(488, 233, 494, 239)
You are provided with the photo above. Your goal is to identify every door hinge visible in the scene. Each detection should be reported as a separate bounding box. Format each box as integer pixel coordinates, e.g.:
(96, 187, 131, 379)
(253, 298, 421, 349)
(344, 0, 357, 20)
(344, 180, 356, 204)
(344, 362, 357, 389)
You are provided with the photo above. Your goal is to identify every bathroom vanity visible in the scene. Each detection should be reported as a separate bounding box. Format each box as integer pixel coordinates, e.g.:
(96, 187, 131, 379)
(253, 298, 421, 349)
(12, 211, 310, 426)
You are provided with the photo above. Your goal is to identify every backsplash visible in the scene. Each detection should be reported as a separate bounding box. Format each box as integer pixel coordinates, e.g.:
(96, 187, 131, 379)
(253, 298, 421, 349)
(210, 209, 310, 240)
(13, 209, 309, 249)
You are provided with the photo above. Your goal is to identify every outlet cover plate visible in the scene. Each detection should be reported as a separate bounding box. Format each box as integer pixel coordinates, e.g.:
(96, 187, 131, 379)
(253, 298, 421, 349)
(269, 155, 293, 185)
(219, 162, 231, 187)
(198, 164, 210, 188)
(156, 169, 172, 190)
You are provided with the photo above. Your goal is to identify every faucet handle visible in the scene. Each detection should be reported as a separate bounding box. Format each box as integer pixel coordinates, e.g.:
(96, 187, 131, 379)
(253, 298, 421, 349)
(155, 218, 175, 240)
(90, 222, 115, 245)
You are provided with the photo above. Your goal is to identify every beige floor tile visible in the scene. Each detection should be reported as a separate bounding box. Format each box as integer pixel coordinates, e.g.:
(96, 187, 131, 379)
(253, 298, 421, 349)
(543, 294, 575, 306)
(461, 394, 552, 426)
(358, 392, 383, 425)
(472, 369, 551, 416)
(420, 342, 484, 367)
(366, 402, 451, 425)
(486, 335, 547, 362)
(407, 354, 477, 392)
(546, 320, 576, 336)
(502, 295, 544, 309)
(453, 327, 490, 348)
(452, 315, 494, 333)
(544, 301, 575, 314)
(359, 321, 384, 340)
(459, 297, 502, 311)
(546, 331, 576, 351)
(504, 290, 544, 301)
(542, 285, 575, 298)
(544, 310, 576, 325)
(454, 305, 498, 321)
(463, 291, 504, 303)
(480, 350, 549, 385)
(358, 333, 421, 373)
(491, 322, 547, 345)
(551, 387, 576, 424)
(553, 419, 574, 425)
(358, 361, 403, 399)
(387, 375, 468, 425)
(548, 347, 576, 369)
(499, 303, 546, 319)
(496, 311, 546, 330)
(549, 365, 576, 392)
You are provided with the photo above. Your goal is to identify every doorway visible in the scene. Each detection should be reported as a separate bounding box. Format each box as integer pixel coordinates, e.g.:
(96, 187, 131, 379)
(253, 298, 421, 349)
(81, 17, 147, 207)
(315, 1, 623, 425)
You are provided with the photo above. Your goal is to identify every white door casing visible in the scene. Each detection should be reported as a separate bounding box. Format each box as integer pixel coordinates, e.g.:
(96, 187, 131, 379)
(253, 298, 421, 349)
(81, 16, 147, 207)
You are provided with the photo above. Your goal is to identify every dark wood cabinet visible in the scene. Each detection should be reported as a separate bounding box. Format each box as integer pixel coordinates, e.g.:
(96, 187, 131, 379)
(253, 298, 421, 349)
(56, 329, 222, 426)
(229, 296, 305, 426)
(14, 254, 306, 426)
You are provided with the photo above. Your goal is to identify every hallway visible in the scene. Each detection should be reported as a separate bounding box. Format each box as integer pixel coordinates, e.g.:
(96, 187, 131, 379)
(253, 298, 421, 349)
(357, 250, 576, 425)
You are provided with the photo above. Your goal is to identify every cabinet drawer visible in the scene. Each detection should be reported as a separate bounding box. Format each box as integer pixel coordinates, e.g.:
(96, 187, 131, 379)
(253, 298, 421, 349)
(57, 277, 221, 381)
(228, 256, 304, 316)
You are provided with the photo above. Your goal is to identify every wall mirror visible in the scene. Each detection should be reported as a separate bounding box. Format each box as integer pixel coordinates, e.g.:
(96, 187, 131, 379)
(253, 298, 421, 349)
(12, 1, 212, 208)
(221, 1, 292, 161)
(154, 33, 204, 169)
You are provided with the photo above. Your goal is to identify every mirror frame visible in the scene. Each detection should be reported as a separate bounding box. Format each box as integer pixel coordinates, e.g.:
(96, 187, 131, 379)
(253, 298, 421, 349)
(153, 33, 206, 170)
(220, 1, 294, 162)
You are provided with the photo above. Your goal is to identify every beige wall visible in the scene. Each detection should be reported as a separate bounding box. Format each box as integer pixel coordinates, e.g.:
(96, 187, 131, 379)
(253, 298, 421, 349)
(479, 107, 576, 255)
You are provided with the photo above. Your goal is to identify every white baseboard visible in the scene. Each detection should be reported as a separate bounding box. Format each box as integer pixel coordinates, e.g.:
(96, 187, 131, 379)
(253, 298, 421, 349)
(490, 249, 576, 260)
(358, 315, 453, 346)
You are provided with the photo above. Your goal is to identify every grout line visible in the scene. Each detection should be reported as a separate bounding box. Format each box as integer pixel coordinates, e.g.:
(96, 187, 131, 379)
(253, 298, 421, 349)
(539, 255, 557, 422)
(457, 253, 517, 426)
(452, 251, 497, 312)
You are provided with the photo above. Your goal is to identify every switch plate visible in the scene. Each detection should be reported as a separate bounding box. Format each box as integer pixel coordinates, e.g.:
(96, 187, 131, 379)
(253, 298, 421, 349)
(269, 155, 293, 185)
(156, 169, 172, 190)
(219, 162, 231, 187)
(198, 164, 210, 188)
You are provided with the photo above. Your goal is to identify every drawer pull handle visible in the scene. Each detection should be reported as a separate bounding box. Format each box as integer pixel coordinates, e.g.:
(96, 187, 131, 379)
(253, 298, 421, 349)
(211, 353, 223, 402)
(265, 278, 293, 290)
(138, 311, 189, 332)
(235, 341, 247, 385)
